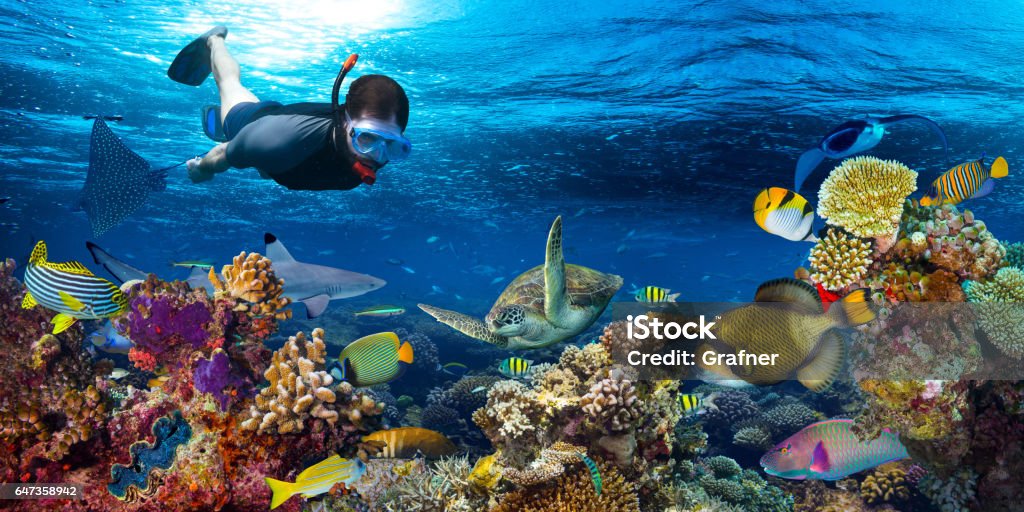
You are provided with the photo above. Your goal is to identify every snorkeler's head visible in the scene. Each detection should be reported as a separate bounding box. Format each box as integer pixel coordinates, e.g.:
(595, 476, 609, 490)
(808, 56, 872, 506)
(345, 75, 409, 132)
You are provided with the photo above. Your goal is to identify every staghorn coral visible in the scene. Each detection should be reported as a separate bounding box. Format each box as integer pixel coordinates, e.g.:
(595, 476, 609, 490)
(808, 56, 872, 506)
(240, 328, 379, 434)
(580, 368, 640, 434)
(378, 455, 483, 512)
(208, 251, 291, 320)
(964, 267, 1024, 359)
(859, 463, 910, 504)
(809, 228, 874, 291)
(492, 458, 640, 512)
(817, 156, 917, 252)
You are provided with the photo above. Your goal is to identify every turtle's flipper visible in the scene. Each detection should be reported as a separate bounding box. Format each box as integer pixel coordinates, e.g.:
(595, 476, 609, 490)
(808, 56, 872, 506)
(418, 304, 510, 348)
(543, 216, 569, 325)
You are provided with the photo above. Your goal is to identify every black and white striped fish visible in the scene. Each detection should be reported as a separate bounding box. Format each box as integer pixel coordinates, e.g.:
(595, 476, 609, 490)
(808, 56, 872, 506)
(22, 241, 128, 334)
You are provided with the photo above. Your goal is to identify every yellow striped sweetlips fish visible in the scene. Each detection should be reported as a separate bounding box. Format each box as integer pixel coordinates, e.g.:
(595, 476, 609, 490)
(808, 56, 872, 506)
(22, 241, 128, 334)
(753, 187, 817, 242)
(336, 332, 414, 387)
(920, 155, 1008, 206)
(761, 419, 908, 480)
(265, 454, 366, 509)
(363, 427, 457, 459)
(698, 278, 875, 392)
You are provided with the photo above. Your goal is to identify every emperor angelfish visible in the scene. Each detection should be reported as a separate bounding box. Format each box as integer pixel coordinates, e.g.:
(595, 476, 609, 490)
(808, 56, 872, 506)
(699, 278, 875, 392)
(753, 187, 817, 242)
(761, 419, 908, 480)
(22, 241, 128, 334)
(920, 156, 1008, 206)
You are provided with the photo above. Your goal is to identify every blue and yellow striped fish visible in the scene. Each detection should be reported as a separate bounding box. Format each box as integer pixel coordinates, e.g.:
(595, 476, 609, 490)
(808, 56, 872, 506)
(576, 453, 602, 496)
(920, 156, 1009, 206)
(22, 241, 127, 334)
(265, 455, 366, 509)
(678, 393, 705, 416)
(498, 357, 533, 378)
(337, 332, 414, 387)
(634, 286, 680, 303)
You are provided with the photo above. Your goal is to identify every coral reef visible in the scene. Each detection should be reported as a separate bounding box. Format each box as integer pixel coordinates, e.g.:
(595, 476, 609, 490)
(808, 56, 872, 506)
(761, 402, 819, 436)
(107, 411, 192, 500)
(240, 328, 380, 434)
(192, 349, 249, 411)
(919, 467, 978, 512)
(809, 228, 874, 291)
(859, 463, 910, 505)
(965, 267, 1024, 358)
(208, 251, 291, 320)
(492, 458, 640, 512)
(580, 368, 640, 433)
(817, 156, 917, 252)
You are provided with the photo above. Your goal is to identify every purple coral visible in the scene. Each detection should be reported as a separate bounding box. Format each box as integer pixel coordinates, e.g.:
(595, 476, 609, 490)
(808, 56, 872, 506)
(192, 349, 249, 411)
(125, 296, 211, 353)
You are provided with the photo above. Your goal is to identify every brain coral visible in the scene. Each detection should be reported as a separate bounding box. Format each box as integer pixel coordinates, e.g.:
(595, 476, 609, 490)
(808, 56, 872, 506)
(817, 156, 917, 252)
(809, 228, 874, 291)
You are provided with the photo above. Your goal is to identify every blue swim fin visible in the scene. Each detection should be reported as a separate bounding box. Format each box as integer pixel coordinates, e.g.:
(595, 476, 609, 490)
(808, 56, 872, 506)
(794, 148, 826, 191)
(167, 26, 228, 86)
(202, 105, 228, 142)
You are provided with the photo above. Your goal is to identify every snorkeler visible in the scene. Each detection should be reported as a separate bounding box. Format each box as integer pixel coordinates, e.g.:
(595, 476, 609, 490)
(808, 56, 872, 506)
(168, 26, 412, 190)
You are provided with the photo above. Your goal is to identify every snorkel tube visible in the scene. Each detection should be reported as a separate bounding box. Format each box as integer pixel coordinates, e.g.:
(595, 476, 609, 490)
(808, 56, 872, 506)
(331, 54, 377, 186)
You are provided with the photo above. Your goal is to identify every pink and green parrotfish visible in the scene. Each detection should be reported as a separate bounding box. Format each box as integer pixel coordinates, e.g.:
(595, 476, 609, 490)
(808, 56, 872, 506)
(760, 419, 909, 481)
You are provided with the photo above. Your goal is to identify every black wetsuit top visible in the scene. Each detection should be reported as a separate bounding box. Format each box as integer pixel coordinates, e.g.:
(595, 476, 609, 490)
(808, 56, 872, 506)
(224, 102, 361, 191)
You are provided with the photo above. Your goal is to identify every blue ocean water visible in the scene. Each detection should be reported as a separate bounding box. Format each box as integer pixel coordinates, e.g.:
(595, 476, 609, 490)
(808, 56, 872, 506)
(1, 0, 1022, 319)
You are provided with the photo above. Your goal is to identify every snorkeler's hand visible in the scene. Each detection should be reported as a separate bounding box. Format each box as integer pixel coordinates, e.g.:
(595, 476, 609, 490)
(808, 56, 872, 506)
(186, 156, 212, 183)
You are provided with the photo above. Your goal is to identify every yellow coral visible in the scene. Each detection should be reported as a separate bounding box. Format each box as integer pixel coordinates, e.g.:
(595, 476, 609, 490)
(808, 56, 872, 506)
(208, 252, 292, 320)
(241, 328, 351, 434)
(808, 229, 874, 291)
(860, 463, 910, 504)
(817, 156, 917, 252)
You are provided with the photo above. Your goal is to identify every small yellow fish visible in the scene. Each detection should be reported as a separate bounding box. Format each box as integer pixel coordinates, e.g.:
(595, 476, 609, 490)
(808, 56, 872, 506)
(753, 187, 817, 242)
(634, 286, 680, 303)
(498, 357, 533, 378)
(920, 156, 1008, 206)
(265, 455, 366, 509)
(678, 393, 704, 415)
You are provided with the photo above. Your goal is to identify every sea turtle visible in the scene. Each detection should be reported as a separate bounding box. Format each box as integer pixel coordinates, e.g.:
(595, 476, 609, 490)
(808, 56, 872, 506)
(418, 216, 623, 350)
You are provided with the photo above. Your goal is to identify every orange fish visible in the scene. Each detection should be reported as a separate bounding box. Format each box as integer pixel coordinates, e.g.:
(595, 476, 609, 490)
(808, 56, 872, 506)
(363, 427, 457, 459)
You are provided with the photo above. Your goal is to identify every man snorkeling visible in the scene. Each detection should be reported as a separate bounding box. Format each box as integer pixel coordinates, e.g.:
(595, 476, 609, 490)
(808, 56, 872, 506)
(168, 26, 411, 190)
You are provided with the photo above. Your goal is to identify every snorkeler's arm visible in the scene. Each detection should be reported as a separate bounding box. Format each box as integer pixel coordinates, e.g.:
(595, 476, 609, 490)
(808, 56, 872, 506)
(187, 143, 230, 183)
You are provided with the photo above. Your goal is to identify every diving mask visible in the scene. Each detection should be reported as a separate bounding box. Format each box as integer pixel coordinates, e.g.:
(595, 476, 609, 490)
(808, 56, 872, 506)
(345, 111, 411, 165)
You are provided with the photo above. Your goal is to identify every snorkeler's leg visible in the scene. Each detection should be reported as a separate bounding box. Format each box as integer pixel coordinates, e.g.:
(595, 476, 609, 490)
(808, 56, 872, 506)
(208, 36, 259, 124)
(187, 143, 230, 183)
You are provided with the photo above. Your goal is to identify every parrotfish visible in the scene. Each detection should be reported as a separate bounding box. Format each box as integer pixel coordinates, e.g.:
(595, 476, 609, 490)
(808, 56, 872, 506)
(363, 427, 457, 459)
(634, 285, 680, 303)
(22, 241, 128, 334)
(760, 419, 909, 480)
(699, 278, 875, 392)
(920, 156, 1009, 206)
(794, 114, 949, 191)
(336, 332, 414, 387)
(753, 187, 817, 242)
(265, 455, 366, 509)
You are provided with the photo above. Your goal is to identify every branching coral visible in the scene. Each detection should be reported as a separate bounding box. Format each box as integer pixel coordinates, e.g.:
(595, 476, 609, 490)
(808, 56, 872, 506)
(208, 251, 291, 320)
(809, 228, 874, 291)
(965, 267, 1024, 358)
(240, 328, 379, 434)
(817, 156, 917, 252)
(580, 368, 640, 433)
(492, 458, 640, 512)
(732, 425, 773, 450)
(895, 202, 1005, 282)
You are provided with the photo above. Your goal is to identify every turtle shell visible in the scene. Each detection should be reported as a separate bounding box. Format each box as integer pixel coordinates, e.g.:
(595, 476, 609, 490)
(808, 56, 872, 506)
(488, 263, 623, 317)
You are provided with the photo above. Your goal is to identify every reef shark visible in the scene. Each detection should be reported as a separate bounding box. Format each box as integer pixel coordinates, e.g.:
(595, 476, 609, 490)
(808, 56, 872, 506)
(85, 233, 385, 319)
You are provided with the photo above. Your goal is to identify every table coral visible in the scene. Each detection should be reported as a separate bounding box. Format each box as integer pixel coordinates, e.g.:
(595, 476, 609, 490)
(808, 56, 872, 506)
(240, 328, 376, 434)
(809, 228, 874, 291)
(208, 251, 291, 320)
(817, 156, 918, 252)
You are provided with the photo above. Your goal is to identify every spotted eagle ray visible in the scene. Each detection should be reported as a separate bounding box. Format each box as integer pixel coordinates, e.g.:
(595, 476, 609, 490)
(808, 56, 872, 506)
(79, 119, 167, 237)
(86, 234, 385, 318)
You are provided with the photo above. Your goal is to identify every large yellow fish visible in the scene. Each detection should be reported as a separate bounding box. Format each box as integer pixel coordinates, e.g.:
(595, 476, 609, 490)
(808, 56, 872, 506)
(920, 156, 1008, 206)
(363, 427, 457, 459)
(700, 278, 874, 392)
(265, 455, 365, 509)
(753, 187, 817, 242)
